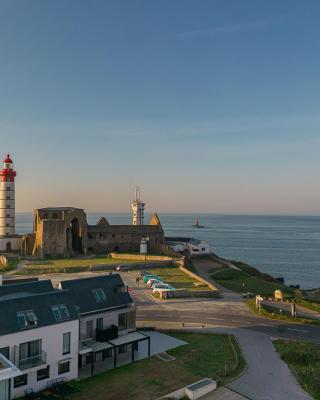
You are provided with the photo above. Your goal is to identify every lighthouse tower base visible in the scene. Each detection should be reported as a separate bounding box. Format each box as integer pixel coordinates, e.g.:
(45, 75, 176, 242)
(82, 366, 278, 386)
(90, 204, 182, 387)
(0, 236, 22, 252)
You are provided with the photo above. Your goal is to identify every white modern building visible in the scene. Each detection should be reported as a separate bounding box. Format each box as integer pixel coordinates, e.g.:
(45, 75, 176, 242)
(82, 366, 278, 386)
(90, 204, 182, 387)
(165, 237, 211, 256)
(0, 154, 22, 252)
(0, 274, 151, 399)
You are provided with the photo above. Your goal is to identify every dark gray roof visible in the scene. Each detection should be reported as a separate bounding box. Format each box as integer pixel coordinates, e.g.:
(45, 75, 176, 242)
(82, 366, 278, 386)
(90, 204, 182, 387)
(0, 290, 79, 336)
(60, 274, 133, 315)
(0, 280, 54, 301)
(165, 237, 192, 243)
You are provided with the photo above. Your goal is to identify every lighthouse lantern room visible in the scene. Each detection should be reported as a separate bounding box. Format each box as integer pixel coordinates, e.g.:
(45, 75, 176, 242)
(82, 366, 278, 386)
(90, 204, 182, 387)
(0, 154, 21, 252)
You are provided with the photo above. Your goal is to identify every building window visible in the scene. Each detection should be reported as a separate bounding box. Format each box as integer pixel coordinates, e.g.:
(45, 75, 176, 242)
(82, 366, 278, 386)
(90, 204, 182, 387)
(118, 345, 127, 354)
(19, 340, 41, 362)
(37, 366, 50, 381)
(6, 204, 10, 209)
(92, 288, 107, 303)
(96, 318, 103, 330)
(63, 332, 71, 355)
(86, 320, 93, 338)
(118, 313, 127, 330)
(0, 347, 9, 359)
(17, 310, 38, 329)
(6, 186, 10, 190)
(51, 304, 70, 321)
(6, 214, 10, 218)
(58, 361, 70, 375)
(14, 374, 28, 388)
(6, 223, 10, 227)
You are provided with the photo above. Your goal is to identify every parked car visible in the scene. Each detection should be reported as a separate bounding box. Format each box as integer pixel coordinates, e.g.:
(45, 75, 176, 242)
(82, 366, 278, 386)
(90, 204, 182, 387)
(153, 285, 176, 295)
(143, 274, 160, 283)
(147, 278, 163, 288)
(116, 264, 133, 272)
(152, 283, 174, 290)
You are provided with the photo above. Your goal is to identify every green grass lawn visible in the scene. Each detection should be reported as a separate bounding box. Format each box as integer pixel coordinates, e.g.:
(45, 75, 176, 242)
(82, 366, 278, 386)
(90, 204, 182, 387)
(72, 333, 245, 400)
(274, 340, 320, 400)
(147, 267, 208, 291)
(211, 268, 294, 297)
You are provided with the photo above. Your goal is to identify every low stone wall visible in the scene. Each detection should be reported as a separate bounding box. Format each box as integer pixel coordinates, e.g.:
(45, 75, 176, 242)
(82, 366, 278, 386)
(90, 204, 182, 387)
(178, 265, 219, 293)
(109, 253, 177, 261)
(161, 290, 220, 299)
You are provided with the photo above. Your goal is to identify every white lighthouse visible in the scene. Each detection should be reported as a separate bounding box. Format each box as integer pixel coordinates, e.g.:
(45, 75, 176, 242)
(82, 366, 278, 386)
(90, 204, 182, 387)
(0, 154, 21, 252)
(131, 186, 145, 225)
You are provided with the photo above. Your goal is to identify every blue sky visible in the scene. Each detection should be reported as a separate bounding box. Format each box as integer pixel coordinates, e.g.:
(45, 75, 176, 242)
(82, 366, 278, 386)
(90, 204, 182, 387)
(1, 0, 320, 214)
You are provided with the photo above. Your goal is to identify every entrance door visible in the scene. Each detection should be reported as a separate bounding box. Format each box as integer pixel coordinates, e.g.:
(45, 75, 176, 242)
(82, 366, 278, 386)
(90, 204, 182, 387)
(0, 379, 10, 400)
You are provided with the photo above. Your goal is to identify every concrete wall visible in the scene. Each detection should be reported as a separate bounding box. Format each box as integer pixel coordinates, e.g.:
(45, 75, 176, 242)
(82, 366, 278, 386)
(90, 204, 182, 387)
(0, 320, 79, 398)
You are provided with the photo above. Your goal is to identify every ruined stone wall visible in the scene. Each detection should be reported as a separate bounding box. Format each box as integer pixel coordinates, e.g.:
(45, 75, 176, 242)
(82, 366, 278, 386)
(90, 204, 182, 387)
(87, 225, 164, 254)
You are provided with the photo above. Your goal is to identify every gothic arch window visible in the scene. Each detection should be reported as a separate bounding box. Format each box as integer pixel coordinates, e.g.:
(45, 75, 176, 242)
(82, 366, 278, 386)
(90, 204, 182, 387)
(6, 242, 12, 251)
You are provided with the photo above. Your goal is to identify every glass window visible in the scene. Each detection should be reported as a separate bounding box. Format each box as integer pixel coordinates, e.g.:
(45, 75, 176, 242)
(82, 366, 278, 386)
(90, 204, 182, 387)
(118, 313, 127, 330)
(86, 320, 93, 338)
(63, 332, 71, 355)
(17, 312, 28, 329)
(19, 339, 41, 360)
(26, 310, 38, 326)
(59, 305, 70, 319)
(51, 305, 62, 321)
(0, 347, 9, 359)
(14, 374, 28, 388)
(96, 318, 103, 330)
(92, 288, 107, 303)
(58, 361, 70, 375)
(52, 305, 70, 321)
(37, 366, 50, 381)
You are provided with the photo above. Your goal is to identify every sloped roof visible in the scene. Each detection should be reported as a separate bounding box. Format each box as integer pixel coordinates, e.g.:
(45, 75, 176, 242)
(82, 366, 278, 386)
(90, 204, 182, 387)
(0, 280, 54, 301)
(0, 290, 78, 336)
(149, 213, 163, 231)
(96, 217, 110, 227)
(60, 274, 133, 315)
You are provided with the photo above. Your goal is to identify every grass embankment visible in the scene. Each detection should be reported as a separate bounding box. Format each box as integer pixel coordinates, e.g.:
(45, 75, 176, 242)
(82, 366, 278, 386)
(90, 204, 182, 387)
(147, 266, 208, 291)
(211, 261, 294, 297)
(247, 299, 320, 326)
(297, 299, 320, 313)
(274, 340, 320, 400)
(72, 333, 245, 400)
(19, 256, 147, 275)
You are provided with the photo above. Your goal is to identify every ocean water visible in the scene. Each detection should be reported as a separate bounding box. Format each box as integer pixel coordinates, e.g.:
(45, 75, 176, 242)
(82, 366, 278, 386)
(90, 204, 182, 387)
(16, 213, 320, 290)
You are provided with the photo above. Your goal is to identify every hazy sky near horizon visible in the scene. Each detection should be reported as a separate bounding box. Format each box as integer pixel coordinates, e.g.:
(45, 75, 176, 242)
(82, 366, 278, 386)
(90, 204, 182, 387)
(1, 0, 320, 214)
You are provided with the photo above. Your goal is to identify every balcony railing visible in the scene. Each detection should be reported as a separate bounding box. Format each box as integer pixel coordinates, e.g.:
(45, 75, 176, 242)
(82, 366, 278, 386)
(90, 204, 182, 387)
(14, 347, 47, 370)
(96, 325, 118, 342)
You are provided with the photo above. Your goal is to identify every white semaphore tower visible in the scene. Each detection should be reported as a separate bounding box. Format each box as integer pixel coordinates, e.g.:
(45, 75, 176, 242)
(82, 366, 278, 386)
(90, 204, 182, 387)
(131, 186, 145, 225)
(0, 154, 21, 252)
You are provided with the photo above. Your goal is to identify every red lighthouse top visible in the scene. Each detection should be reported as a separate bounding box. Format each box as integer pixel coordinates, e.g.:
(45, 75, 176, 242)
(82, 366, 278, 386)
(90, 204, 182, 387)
(0, 153, 16, 182)
(4, 154, 13, 164)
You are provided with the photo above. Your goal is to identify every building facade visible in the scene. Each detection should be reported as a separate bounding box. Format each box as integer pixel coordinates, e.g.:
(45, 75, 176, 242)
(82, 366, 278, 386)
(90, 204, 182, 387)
(0, 274, 149, 399)
(22, 208, 164, 258)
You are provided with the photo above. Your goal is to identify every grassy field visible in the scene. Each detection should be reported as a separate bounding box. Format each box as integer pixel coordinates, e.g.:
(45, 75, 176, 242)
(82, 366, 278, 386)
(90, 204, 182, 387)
(211, 268, 294, 297)
(72, 333, 245, 400)
(247, 299, 320, 326)
(274, 340, 320, 400)
(147, 266, 208, 291)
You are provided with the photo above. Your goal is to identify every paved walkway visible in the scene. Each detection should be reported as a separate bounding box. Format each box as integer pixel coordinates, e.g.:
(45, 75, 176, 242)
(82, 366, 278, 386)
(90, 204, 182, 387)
(226, 328, 312, 400)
